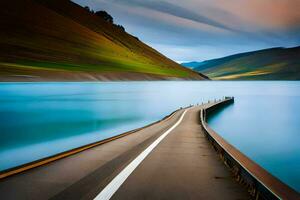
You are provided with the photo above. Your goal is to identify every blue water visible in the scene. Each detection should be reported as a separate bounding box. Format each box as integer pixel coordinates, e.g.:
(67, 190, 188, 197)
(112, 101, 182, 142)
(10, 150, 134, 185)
(0, 81, 299, 192)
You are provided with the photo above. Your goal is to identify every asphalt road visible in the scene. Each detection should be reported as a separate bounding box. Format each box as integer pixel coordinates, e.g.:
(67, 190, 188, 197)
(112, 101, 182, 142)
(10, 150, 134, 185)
(0, 104, 249, 200)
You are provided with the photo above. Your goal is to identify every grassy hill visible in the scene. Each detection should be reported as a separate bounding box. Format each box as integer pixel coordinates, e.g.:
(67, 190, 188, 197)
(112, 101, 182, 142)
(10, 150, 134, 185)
(0, 0, 205, 81)
(191, 46, 300, 80)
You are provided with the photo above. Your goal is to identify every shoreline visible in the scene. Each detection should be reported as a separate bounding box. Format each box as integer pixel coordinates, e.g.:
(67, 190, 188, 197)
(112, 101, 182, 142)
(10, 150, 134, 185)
(0, 65, 208, 82)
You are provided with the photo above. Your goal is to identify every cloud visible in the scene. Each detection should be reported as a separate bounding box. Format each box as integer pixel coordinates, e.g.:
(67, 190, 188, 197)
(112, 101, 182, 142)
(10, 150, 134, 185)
(73, 0, 300, 61)
(111, 0, 236, 32)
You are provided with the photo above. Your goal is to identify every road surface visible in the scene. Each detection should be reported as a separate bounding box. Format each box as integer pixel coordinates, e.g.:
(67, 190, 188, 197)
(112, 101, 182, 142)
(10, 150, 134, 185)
(0, 103, 249, 200)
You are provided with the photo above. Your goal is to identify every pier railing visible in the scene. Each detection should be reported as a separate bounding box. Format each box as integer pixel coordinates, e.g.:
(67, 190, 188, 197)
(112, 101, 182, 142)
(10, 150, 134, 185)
(200, 97, 299, 200)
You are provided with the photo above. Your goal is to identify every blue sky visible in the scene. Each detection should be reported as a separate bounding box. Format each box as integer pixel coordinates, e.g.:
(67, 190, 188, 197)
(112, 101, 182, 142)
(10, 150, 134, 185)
(73, 0, 300, 62)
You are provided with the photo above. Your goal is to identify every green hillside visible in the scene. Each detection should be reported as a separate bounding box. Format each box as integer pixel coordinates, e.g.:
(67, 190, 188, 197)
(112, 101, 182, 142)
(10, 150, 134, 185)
(192, 47, 300, 80)
(0, 0, 205, 81)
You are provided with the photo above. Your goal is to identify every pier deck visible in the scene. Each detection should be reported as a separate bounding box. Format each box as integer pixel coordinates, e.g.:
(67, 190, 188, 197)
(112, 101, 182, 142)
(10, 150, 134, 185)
(110, 105, 249, 200)
(1, 102, 250, 199)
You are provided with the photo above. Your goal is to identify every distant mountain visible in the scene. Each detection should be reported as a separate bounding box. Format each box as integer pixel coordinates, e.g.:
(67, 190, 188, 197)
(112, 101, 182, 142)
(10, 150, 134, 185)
(0, 0, 206, 81)
(192, 46, 300, 80)
(181, 61, 201, 69)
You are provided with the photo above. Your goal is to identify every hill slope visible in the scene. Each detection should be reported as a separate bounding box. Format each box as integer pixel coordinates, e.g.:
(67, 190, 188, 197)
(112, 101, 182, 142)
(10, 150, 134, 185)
(191, 47, 300, 80)
(0, 0, 205, 81)
(180, 61, 201, 69)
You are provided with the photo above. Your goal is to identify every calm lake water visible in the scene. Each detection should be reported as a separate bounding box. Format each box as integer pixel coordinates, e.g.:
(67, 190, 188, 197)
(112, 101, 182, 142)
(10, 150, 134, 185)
(0, 81, 299, 191)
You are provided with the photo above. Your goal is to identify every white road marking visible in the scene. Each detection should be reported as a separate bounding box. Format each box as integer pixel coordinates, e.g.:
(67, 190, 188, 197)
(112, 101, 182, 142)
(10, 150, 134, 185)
(94, 108, 189, 200)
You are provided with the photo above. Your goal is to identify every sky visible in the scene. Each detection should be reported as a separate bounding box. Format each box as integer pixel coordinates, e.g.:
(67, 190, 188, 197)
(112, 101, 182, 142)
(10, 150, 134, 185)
(73, 0, 300, 62)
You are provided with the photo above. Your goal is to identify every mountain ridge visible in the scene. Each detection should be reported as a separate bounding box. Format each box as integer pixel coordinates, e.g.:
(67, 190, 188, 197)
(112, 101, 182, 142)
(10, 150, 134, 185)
(184, 46, 300, 80)
(0, 0, 205, 81)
